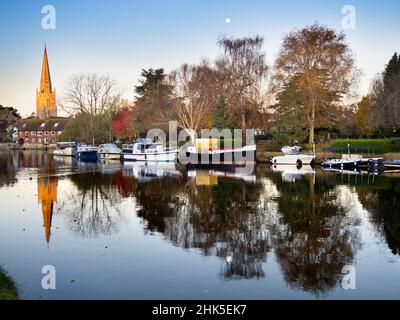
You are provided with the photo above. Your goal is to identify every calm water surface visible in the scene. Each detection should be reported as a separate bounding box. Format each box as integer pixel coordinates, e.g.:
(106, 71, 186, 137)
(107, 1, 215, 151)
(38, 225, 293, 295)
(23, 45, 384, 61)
(0, 150, 399, 299)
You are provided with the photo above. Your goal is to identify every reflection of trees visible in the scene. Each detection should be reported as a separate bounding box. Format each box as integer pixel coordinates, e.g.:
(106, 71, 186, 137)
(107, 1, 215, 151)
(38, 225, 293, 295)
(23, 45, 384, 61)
(61, 172, 125, 238)
(267, 172, 360, 296)
(0, 151, 17, 187)
(356, 177, 400, 255)
(133, 174, 270, 280)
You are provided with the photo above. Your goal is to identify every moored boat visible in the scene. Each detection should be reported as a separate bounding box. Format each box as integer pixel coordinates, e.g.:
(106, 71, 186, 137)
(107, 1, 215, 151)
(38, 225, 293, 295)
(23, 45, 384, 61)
(185, 138, 256, 166)
(53, 142, 76, 156)
(271, 146, 315, 167)
(121, 139, 179, 162)
(321, 155, 361, 171)
(97, 143, 122, 160)
(322, 145, 383, 171)
(73, 144, 98, 161)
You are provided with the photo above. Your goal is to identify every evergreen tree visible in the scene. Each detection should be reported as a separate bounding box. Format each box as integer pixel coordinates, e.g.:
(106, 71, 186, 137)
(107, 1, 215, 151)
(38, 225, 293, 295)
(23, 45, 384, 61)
(212, 96, 234, 129)
(274, 81, 308, 145)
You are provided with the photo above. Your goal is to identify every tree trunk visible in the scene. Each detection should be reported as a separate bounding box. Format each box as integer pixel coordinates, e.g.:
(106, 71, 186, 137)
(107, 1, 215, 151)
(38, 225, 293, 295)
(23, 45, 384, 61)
(241, 113, 246, 142)
(308, 102, 315, 146)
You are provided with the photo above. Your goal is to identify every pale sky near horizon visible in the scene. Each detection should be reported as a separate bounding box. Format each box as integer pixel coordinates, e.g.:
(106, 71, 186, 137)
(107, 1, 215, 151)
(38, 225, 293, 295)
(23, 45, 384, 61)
(1, 0, 399, 117)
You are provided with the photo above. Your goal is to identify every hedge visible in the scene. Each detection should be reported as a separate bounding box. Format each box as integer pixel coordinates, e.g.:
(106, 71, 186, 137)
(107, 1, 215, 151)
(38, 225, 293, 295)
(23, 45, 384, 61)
(330, 139, 392, 154)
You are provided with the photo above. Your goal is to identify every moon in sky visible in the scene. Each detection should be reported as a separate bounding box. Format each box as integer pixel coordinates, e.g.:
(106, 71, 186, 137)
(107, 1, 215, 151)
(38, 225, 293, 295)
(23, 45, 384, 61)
(225, 18, 231, 24)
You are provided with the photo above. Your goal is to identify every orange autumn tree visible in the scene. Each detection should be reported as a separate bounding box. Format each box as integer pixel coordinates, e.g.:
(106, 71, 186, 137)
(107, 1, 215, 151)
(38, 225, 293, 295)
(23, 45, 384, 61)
(111, 106, 138, 141)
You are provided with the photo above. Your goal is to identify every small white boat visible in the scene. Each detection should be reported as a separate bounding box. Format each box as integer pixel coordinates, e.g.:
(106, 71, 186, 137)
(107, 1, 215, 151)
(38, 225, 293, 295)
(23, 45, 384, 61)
(97, 143, 122, 160)
(121, 139, 179, 162)
(53, 142, 76, 156)
(271, 146, 315, 167)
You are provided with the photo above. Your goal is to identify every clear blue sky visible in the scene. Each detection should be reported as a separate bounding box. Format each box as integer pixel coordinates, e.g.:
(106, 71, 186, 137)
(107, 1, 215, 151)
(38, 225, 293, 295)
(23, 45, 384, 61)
(1, 0, 399, 116)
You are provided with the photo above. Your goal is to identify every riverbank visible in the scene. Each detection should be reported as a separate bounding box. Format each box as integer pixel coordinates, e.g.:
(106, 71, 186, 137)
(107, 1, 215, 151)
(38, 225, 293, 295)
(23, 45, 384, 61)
(0, 266, 19, 300)
(0, 143, 55, 150)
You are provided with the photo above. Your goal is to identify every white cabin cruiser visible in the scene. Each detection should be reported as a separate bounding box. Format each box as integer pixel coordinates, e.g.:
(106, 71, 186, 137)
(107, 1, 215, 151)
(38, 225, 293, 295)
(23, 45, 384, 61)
(271, 146, 315, 167)
(53, 142, 76, 156)
(121, 139, 179, 162)
(97, 143, 122, 160)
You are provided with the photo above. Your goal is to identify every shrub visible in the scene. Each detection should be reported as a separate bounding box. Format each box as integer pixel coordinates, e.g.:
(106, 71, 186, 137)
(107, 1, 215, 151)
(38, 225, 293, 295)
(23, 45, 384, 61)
(256, 140, 282, 152)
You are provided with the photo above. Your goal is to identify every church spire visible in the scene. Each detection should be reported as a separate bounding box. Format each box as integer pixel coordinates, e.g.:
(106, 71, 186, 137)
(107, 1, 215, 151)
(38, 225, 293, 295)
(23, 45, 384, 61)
(40, 44, 52, 91)
(36, 44, 57, 119)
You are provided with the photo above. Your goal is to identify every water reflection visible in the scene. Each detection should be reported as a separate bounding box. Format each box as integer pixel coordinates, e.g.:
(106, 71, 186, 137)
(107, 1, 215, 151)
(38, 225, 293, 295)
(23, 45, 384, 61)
(1, 150, 400, 298)
(37, 176, 57, 244)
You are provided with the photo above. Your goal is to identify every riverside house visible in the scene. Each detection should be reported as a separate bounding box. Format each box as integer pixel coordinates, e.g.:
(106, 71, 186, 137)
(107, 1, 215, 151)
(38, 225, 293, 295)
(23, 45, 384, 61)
(17, 117, 70, 145)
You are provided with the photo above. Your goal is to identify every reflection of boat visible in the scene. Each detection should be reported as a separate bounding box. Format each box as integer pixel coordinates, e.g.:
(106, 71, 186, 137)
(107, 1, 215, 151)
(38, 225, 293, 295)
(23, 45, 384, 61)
(122, 162, 182, 182)
(73, 144, 98, 161)
(121, 139, 178, 162)
(188, 167, 256, 185)
(53, 142, 76, 156)
(97, 144, 122, 160)
(271, 146, 315, 167)
(186, 139, 256, 166)
(321, 167, 362, 175)
(271, 165, 315, 182)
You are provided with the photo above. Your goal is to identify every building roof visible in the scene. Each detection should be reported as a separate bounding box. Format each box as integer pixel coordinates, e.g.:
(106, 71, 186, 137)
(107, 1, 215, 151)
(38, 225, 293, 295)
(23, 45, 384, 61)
(17, 117, 70, 132)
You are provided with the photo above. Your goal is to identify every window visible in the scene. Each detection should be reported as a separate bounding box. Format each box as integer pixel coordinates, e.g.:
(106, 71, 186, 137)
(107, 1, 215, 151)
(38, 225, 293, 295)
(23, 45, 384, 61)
(25, 138, 29, 143)
(37, 131, 42, 136)
(40, 123, 45, 129)
(31, 131, 36, 136)
(38, 138, 42, 143)
(51, 131, 55, 136)
(45, 131, 48, 136)
(25, 132, 28, 137)
(51, 138, 55, 144)
(31, 138, 35, 143)
(54, 123, 59, 128)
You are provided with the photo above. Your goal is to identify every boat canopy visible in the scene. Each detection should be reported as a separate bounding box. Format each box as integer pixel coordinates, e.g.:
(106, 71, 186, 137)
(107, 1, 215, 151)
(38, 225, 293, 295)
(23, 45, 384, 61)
(323, 146, 379, 152)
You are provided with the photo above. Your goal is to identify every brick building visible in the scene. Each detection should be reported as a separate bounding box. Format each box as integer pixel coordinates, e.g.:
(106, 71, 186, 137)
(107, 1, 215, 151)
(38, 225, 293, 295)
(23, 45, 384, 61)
(17, 118, 70, 145)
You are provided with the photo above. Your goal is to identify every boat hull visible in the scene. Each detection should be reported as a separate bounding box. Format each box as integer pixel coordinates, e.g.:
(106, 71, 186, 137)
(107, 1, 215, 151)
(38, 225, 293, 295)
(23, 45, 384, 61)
(322, 160, 361, 170)
(53, 147, 74, 156)
(97, 152, 121, 160)
(271, 154, 315, 166)
(184, 146, 256, 166)
(74, 151, 98, 161)
(122, 151, 178, 162)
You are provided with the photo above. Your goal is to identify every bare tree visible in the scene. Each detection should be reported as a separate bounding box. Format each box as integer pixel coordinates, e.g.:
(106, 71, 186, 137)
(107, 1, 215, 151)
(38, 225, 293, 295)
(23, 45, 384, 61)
(273, 23, 357, 146)
(169, 61, 219, 140)
(215, 35, 268, 132)
(61, 73, 122, 144)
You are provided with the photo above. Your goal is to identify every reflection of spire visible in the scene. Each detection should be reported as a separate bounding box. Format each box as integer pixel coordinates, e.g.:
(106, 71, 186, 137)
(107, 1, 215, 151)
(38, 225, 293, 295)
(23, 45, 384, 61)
(37, 177, 58, 245)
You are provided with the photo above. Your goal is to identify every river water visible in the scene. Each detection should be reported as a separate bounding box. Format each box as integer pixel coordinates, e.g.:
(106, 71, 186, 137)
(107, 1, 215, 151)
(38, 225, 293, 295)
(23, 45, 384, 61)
(0, 150, 399, 299)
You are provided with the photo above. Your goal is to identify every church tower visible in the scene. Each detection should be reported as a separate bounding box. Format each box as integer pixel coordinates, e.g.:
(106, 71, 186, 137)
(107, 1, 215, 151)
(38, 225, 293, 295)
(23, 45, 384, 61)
(36, 45, 57, 119)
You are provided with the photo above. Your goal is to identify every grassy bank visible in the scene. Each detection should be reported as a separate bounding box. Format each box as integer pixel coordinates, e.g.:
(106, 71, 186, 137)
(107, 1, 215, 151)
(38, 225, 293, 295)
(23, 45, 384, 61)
(0, 266, 19, 300)
(330, 138, 400, 154)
